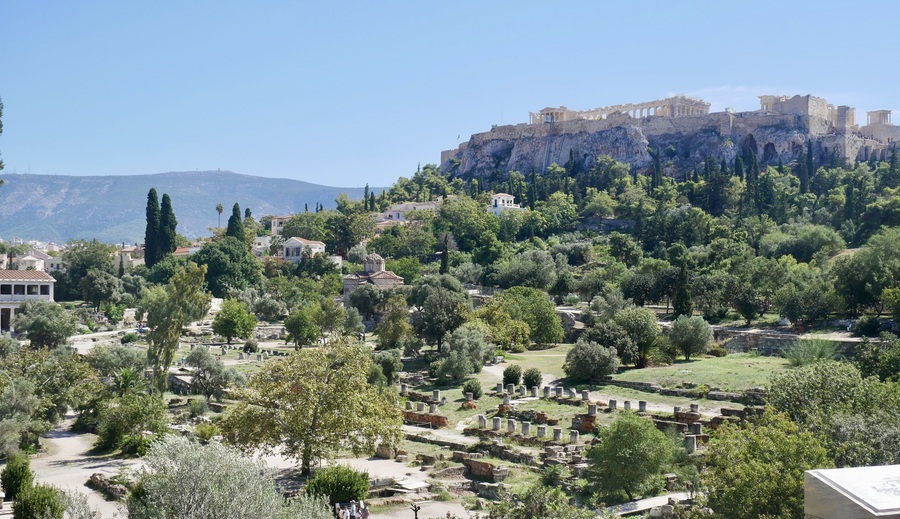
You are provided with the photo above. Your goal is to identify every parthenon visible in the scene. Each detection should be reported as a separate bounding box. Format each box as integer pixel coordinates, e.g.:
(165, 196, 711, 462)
(529, 95, 711, 124)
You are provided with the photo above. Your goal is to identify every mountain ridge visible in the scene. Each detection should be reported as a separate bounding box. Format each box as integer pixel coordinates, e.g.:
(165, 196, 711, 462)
(0, 171, 375, 244)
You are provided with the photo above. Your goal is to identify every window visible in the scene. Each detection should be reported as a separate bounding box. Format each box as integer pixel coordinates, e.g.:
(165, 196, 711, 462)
(27, 285, 38, 295)
(40, 285, 50, 296)
(0, 285, 10, 295)
(13, 285, 25, 295)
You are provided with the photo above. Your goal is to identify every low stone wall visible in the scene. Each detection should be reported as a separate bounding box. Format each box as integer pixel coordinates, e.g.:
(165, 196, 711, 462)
(86, 473, 129, 501)
(402, 410, 449, 428)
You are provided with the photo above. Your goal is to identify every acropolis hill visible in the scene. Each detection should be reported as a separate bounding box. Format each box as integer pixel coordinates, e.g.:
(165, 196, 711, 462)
(440, 94, 900, 178)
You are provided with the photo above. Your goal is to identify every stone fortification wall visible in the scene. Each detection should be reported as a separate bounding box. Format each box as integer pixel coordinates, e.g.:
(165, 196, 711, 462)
(443, 110, 824, 179)
(442, 95, 899, 180)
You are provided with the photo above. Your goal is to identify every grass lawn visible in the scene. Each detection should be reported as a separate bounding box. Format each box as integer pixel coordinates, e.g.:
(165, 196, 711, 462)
(607, 353, 789, 391)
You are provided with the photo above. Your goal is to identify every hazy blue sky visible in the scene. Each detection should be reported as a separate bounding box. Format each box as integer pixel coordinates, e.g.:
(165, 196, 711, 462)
(2, 1, 898, 187)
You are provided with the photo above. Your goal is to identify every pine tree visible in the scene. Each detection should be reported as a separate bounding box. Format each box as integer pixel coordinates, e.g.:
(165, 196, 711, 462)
(159, 193, 178, 258)
(144, 188, 161, 268)
(226, 203, 245, 242)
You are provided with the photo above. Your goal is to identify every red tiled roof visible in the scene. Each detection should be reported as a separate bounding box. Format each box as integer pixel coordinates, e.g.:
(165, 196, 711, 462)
(0, 270, 56, 281)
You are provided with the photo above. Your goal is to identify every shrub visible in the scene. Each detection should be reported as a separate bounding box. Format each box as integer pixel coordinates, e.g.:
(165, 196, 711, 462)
(540, 464, 569, 487)
(193, 423, 222, 445)
(783, 339, 839, 367)
(120, 332, 140, 345)
(306, 465, 369, 505)
(188, 399, 209, 418)
(563, 339, 620, 383)
(707, 344, 728, 357)
(502, 364, 523, 387)
(522, 368, 542, 389)
(243, 338, 259, 353)
(1, 453, 34, 501)
(852, 315, 881, 337)
(120, 434, 154, 457)
(462, 379, 483, 400)
(13, 484, 65, 519)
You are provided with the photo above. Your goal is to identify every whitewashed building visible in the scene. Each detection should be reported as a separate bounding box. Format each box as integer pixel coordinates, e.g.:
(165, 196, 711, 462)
(488, 193, 522, 216)
(282, 237, 327, 264)
(0, 270, 56, 332)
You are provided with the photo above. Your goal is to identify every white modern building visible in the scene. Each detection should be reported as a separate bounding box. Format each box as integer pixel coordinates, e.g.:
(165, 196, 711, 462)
(0, 270, 56, 332)
(282, 237, 327, 264)
(488, 193, 522, 216)
(805, 465, 900, 518)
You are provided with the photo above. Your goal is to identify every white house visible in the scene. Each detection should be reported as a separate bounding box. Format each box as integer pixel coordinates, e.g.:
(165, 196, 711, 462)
(0, 270, 56, 331)
(16, 254, 45, 271)
(488, 193, 522, 216)
(282, 237, 327, 264)
(270, 215, 293, 236)
(253, 235, 272, 257)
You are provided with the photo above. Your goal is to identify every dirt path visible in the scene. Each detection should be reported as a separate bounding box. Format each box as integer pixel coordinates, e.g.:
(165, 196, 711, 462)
(29, 413, 138, 518)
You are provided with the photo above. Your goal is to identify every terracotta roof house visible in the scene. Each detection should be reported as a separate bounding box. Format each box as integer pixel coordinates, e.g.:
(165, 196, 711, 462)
(343, 253, 403, 303)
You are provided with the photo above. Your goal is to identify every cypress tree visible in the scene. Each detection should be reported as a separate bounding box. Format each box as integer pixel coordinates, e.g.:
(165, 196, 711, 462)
(158, 193, 178, 258)
(144, 188, 161, 268)
(734, 156, 744, 181)
(226, 202, 245, 242)
(797, 157, 809, 195)
(369, 192, 376, 212)
(439, 235, 449, 275)
(244, 207, 251, 218)
(304, 203, 308, 212)
(806, 139, 815, 180)
(364, 184, 370, 209)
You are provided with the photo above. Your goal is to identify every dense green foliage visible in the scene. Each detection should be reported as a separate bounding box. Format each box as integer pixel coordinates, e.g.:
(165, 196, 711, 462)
(587, 412, 674, 500)
(13, 483, 65, 519)
(128, 436, 330, 519)
(1, 453, 34, 501)
(705, 411, 832, 519)
(563, 339, 620, 382)
(213, 298, 258, 343)
(305, 465, 370, 505)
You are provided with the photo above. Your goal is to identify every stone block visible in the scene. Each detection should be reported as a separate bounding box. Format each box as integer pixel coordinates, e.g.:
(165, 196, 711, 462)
(553, 428, 563, 441)
(530, 387, 538, 397)
(405, 401, 413, 411)
(624, 400, 631, 410)
(492, 417, 502, 431)
(507, 384, 515, 394)
(478, 414, 487, 429)
(521, 421, 531, 436)
(416, 402, 425, 412)
(507, 419, 516, 434)
(537, 425, 547, 437)
(466, 392, 474, 402)
(570, 430, 579, 444)
(639, 400, 647, 412)
(609, 399, 617, 410)
(588, 404, 597, 416)
(582, 389, 590, 401)
(543, 386, 551, 398)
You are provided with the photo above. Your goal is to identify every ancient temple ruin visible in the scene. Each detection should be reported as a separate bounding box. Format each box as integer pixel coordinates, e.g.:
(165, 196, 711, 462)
(442, 93, 900, 179)
(529, 95, 710, 124)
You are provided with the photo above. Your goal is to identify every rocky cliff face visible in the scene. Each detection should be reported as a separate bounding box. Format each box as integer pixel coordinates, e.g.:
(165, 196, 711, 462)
(442, 111, 882, 180)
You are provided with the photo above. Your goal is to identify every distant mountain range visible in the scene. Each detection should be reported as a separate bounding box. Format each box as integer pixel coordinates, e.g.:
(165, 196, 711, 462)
(0, 171, 376, 244)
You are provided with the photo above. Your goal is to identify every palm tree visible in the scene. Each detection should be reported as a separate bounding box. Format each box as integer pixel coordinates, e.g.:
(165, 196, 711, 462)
(111, 367, 148, 397)
(215, 203, 224, 228)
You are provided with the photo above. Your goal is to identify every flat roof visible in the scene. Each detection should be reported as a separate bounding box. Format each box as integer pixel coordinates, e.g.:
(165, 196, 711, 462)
(808, 465, 900, 515)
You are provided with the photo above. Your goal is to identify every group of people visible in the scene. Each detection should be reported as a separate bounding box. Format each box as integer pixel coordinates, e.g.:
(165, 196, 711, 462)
(335, 499, 369, 519)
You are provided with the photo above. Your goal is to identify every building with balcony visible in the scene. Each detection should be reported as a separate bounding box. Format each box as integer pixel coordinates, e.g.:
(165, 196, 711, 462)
(0, 270, 56, 332)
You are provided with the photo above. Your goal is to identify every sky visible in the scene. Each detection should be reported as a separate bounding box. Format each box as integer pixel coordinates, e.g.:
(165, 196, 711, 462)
(2, 1, 900, 188)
